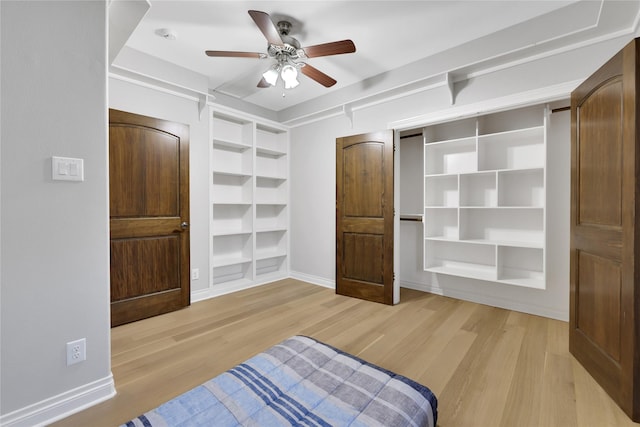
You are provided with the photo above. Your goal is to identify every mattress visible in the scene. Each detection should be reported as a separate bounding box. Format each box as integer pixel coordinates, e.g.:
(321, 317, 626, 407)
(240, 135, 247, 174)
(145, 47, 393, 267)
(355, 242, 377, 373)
(122, 335, 438, 426)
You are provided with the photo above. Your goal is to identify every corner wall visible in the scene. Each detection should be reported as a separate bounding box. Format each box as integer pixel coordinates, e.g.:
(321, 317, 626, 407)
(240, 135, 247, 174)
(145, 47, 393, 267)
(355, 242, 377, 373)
(1, 1, 113, 425)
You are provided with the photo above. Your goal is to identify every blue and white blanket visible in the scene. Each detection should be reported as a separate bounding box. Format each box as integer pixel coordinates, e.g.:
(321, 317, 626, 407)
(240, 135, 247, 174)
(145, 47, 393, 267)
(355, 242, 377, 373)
(122, 335, 438, 426)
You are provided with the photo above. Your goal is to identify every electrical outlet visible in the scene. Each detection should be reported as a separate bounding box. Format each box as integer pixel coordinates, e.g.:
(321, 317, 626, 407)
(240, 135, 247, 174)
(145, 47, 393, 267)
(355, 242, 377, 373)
(191, 268, 200, 280)
(66, 338, 86, 366)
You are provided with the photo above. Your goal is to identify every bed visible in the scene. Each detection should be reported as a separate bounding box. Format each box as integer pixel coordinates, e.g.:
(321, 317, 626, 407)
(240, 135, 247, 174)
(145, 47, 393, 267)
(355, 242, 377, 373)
(122, 335, 438, 426)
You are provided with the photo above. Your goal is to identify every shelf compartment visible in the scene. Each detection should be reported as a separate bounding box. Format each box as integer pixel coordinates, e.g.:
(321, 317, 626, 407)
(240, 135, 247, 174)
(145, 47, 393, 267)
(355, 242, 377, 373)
(212, 143, 253, 176)
(256, 229, 286, 259)
(459, 208, 543, 247)
(212, 173, 252, 204)
(212, 233, 252, 267)
(212, 115, 252, 147)
(425, 175, 458, 207)
(212, 204, 252, 235)
(497, 246, 544, 289)
(256, 125, 287, 155)
(477, 104, 544, 135)
(477, 126, 544, 171)
(424, 207, 458, 239)
(424, 240, 496, 281)
(424, 116, 477, 142)
(212, 262, 252, 285)
(460, 171, 497, 207)
(256, 150, 287, 179)
(256, 176, 287, 205)
(256, 255, 286, 276)
(213, 138, 252, 151)
(425, 137, 477, 175)
(256, 204, 287, 231)
(498, 168, 544, 207)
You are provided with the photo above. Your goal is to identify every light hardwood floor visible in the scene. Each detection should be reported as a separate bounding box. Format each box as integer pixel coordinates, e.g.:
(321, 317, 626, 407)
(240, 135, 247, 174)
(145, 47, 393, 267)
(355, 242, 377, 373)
(52, 279, 638, 427)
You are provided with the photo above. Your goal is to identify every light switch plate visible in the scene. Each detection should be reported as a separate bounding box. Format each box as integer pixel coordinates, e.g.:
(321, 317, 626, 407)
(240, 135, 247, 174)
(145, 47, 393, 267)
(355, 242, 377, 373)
(52, 156, 84, 182)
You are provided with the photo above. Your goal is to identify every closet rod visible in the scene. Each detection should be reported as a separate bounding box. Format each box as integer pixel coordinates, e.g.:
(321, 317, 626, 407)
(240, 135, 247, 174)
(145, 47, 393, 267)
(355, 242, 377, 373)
(400, 132, 422, 139)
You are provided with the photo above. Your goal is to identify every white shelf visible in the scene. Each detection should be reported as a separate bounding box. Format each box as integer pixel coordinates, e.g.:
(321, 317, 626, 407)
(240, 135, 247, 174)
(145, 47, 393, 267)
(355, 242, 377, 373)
(210, 109, 289, 288)
(213, 138, 252, 151)
(256, 174, 287, 180)
(212, 229, 252, 237)
(425, 264, 497, 282)
(212, 170, 252, 178)
(212, 201, 252, 206)
(256, 226, 287, 233)
(423, 104, 547, 289)
(256, 146, 286, 157)
(256, 250, 287, 261)
(212, 256, 252, 268)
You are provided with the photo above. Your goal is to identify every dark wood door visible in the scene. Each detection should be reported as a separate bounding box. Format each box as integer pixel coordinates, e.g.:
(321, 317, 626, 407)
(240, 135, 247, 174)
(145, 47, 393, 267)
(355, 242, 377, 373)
(570, 38, 639, 420)
(336, 130, 395, 305)
(109, 109, 190, 327)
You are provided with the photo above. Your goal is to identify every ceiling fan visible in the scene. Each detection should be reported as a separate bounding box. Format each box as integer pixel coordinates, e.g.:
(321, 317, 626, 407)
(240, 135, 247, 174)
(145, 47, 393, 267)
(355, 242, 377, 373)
(205, 10, 356, 89)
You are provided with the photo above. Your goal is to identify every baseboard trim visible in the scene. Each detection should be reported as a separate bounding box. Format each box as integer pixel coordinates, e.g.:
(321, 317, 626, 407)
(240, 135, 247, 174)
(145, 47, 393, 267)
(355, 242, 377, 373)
(0, 374, 116, 427)
(289, 271, 335, 289)
(400, 280, 568, 321)
(191, 273, 290, 303)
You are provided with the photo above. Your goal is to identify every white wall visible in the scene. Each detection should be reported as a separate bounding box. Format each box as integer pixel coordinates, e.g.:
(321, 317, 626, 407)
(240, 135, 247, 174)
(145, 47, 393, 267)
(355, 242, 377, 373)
(109, 78, 211, 294)
(289, 34, 631, 321)
(0, 1, 113, 425)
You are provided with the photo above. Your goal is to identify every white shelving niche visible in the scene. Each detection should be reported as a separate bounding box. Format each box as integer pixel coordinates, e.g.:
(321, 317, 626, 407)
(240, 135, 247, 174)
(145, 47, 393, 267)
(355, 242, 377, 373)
(423, 104, 547, 289)
(255, 124, 289, 278)
(210, 111, 289, 292)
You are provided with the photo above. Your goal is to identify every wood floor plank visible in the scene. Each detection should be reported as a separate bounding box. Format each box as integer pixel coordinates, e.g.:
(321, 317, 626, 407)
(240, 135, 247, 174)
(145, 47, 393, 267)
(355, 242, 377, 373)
(50, 279, 640, 427)
(499, 312, 548, 427)
(539, 353, 578, 427)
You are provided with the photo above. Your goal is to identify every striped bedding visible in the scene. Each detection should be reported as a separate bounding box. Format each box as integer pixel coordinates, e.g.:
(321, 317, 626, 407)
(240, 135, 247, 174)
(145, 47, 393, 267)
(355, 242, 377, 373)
(122, 335, 438, 426)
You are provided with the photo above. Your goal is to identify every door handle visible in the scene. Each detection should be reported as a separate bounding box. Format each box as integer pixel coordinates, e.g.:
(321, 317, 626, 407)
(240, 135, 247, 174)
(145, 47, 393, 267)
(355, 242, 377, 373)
(180, 221, 189, 230)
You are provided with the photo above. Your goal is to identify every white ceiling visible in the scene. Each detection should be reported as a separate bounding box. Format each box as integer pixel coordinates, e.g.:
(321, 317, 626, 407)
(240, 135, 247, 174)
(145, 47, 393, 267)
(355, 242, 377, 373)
(121, 1, 640, 113)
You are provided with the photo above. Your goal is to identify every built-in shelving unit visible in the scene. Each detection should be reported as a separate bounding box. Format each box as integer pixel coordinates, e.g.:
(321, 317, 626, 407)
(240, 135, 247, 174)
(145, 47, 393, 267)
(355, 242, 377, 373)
(210, 110, 289, 292)
(423, 105, 547, 289)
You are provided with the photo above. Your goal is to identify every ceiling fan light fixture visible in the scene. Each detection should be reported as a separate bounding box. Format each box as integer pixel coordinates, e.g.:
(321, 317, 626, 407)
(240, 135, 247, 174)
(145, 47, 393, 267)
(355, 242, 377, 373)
(281, 64, 299, 89)
(262, 66, 279, 86)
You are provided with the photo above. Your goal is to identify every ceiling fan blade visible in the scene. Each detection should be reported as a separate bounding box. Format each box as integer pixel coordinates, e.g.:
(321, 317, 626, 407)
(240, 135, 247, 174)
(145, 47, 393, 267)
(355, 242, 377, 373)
(205, 50, 266, 58)
(303, 40, 356, 58)
(248, 10, 283, 46)
(301, 64, 337, 87)
(257, 77, 271, 88)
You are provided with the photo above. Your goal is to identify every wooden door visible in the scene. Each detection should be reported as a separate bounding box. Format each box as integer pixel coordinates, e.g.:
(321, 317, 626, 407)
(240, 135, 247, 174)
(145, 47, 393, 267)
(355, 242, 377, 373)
(109, 109, 190, 327)
(570, 38, 639, 420)
(336, 130, 395, 305)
